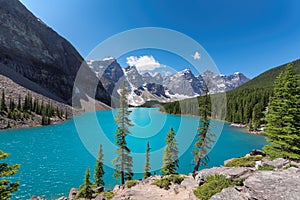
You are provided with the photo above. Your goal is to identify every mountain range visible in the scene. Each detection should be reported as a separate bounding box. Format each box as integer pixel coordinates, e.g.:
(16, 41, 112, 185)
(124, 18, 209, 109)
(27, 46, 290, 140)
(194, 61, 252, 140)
(88, 58, 250, 106)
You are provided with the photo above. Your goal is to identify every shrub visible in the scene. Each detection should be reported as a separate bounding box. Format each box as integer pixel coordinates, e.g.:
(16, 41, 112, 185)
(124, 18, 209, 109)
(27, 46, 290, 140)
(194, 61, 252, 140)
(152, 175, 185, 188)
(258, 165, 275, 171)
(225, 156, 263, 167)
(233, 178, 244, 186)
(125, 180, 138, 188)
(193, 174, 233, 200)
(152, 177, 170, 188)
(100, 191, 114, 199)
(169, 174, 185, 184)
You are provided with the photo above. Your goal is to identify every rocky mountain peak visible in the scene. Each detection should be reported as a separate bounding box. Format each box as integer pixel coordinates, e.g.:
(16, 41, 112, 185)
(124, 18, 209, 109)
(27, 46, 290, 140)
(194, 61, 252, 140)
(0, 0, 111, 106)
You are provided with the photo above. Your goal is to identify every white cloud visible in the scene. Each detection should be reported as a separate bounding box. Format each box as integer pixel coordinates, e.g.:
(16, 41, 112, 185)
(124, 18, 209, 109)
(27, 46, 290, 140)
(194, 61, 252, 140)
(126, 55, 161, 72)
(193, 51, 201, 60)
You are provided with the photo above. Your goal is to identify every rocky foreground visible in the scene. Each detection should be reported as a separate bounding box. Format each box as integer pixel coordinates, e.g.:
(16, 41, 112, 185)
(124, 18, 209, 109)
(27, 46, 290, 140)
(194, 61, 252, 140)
(34, 154, 300, 200)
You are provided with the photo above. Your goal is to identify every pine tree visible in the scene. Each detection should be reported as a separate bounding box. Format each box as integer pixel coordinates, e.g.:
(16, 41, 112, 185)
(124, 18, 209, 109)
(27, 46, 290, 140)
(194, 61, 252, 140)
(9, 97, 15, 111)
(192, 81, 215, 176)
(263, 64, 300, 160)
(17, 94, 21, 111)
(143, 142, 151, 179)
(1, 89, 7, 112)
(94, 144, 105, 187)
(65, 109, 68, 119)
(112, 81, 134, 184)
(0, 150, 20, 200)
(76, 167, 93, 199)
(161, 126, 179, 175)
(56, 106, 60, 118)
(41, 113, 46, 125)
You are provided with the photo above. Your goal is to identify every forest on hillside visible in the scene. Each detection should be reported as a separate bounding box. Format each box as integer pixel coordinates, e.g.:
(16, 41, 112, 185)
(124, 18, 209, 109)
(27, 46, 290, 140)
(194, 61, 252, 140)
(161, 60, 300, 131)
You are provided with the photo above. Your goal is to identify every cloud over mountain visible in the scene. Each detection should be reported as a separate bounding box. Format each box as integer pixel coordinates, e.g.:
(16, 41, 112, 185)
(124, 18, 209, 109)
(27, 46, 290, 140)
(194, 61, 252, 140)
(126, 55, 161, 72)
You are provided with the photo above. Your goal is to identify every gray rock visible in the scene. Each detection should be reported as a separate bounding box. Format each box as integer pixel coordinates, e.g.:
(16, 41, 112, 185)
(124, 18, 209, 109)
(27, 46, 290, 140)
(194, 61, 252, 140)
(243, 169, 300, 200)
(180, 176, 198, 190)
(204, 166, 300, 200)
(210, 187, 247, 200)
(93, 195, 108, 200)
(194, 167, 253, 185)
(263, 158, 290, 169)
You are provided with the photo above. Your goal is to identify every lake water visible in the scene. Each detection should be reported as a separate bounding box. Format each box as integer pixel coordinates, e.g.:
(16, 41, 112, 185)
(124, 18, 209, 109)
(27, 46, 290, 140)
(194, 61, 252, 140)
(0, 108, 266, 199)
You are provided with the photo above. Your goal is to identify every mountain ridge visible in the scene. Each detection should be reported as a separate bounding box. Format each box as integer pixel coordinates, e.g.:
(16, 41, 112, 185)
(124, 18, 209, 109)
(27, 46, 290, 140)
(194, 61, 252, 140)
(0, 0, 111, 108)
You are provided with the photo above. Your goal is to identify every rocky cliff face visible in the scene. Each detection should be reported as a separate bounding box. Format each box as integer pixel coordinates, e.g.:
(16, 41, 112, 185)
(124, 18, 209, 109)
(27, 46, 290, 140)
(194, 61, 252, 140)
(0, 0, 111, 106)
(201, 70, 250, 93)
(88, 58, 124, 95)
(163, 69, 203, 96)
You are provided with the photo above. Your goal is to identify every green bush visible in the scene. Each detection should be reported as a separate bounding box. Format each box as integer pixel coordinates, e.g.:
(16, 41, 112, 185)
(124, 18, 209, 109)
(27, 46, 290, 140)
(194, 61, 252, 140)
(169, 174, 185, 184)
(225, 156, 263, 167)
(283, 164, 299, 170)
(100, 191, 114, 199)
(152, 177, 170, 188)
(233, 179, 244, 186)
(152, 175, 185, 188)
(193, 174, 233, 200)
(258, 165, 275, 171)
(125, 180, 138, 188)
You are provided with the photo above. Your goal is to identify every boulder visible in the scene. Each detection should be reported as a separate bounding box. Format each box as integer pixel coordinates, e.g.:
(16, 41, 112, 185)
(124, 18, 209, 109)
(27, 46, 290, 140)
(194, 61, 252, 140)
(180, 176, 198, 190)
(249, 149, 265, 156)
(93, 195, 108, 200)
(243, 168, 300, 199)
(194, 167, 254, 185)
(210, 187, 247, 200)
(263, 158, 290, 169)
(209, 168, 300, 200)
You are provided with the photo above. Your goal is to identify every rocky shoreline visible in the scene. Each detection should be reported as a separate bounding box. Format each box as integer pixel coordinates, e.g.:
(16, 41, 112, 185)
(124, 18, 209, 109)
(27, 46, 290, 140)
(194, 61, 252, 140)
(30, 151, 300, 200)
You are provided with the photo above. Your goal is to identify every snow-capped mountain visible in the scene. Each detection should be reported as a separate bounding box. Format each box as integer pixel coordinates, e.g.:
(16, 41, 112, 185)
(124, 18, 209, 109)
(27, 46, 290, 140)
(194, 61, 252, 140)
(142, 72, 164, 85)
(200, 70, 250, 93)
(87, 58, 124, 95)
(163, 69, 203, 96)
(124, 66, 144, 88)
(88, 58, 250, 106)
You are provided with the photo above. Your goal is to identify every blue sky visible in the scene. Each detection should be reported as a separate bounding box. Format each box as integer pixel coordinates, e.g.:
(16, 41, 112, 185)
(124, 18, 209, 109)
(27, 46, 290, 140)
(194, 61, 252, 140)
(20, 0, 300, 78)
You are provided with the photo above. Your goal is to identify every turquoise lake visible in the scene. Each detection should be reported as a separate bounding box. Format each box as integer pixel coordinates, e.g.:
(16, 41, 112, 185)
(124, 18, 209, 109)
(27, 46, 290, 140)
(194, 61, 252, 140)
(0, 108, 266, 199)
